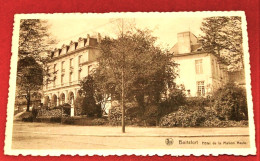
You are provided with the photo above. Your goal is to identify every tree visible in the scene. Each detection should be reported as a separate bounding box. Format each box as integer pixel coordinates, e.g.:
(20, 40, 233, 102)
(17, 19, 57, 111)
(94, 29, 178, 131)
(17, 57, 43, 111)
(200, 16, 244, 71)
(213, 82, 248, 121)
(79, 75, 102, 117)
(19, 19, 56, 62)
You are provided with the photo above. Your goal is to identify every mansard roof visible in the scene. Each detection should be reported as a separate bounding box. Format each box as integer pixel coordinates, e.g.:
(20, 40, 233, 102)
(49, 33, 101, 59)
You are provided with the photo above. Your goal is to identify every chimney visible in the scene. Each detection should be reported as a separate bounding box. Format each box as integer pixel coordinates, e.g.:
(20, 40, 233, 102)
(86, 34, 90, 46)
(177, 31, 191, 54)
(97, 33, 101, 43)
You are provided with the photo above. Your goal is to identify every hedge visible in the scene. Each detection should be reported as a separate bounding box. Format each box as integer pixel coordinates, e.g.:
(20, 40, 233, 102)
(159, 106, 248, 128)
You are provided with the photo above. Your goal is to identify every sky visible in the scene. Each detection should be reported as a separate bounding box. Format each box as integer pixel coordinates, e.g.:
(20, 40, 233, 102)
(47, 16, 206, 50)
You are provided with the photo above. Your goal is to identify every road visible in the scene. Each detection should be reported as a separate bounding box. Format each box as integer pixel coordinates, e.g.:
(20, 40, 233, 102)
(11, 121, 250, 149)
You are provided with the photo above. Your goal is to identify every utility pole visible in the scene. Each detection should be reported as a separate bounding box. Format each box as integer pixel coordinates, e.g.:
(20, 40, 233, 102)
(121, 18, 125, 133)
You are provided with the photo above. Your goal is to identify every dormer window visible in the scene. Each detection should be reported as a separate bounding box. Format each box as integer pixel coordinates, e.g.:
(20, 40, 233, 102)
(61, 44, 69, 55)
(77, 37, 86, 49)
(68, 41, 78, 52)
(53, 49, 60, 57)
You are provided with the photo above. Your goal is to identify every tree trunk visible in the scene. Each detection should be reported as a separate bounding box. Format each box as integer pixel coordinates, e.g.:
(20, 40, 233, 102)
(26, 91, 31, 112)
(121, 68, 125, 133)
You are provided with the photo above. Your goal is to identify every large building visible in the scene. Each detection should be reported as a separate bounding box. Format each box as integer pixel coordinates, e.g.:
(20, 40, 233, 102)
(42, 31, 229, 116)
(42, 34, 101, 116)
(170, 31, 228, 97)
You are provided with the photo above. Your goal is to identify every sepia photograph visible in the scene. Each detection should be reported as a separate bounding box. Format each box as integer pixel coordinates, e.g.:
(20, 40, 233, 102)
(4, 12, 256, 156)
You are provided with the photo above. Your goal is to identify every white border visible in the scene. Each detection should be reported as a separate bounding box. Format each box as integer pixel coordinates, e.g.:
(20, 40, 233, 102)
(4, 11, 256, 156)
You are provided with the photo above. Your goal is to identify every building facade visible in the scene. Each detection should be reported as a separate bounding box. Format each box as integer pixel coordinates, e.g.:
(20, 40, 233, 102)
(42, 34, 101, 116)
(170, 31, 228, 97)
(42, 31, 229, 116)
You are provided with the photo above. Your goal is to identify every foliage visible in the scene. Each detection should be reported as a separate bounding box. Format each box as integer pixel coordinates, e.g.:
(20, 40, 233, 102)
(16, 57, 43, 111)
(55, 103, 71, 116)
(159, 106, 206, 127)
(58, 117, 108, 125)
(79, 75, 102, 117)
(108, 105, 142, 126)
(213, 82, 248, 121)
(200, 16, 244, 71)
(91, 118, 107, 125)
(19, 19, 56, 62)
(108, 88, 186, 126)
(19, 112, 34, 122)
(160, 88, 186, 112)
(35, 103, 71, 118)
(17, 19, 57, 112)
(186, 97, 212, 108)
(74, 96, 84, 116)
(94, 29, 178, 125)
(159, 106, 248, 128)
(37, 108, 62, 118)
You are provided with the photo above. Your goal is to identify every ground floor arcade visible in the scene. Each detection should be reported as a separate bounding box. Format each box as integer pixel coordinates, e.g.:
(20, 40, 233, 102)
(42, 86, 81, 116)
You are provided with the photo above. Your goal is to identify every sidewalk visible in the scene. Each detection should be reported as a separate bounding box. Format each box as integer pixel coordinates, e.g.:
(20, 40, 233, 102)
(13, 121, 250, 137)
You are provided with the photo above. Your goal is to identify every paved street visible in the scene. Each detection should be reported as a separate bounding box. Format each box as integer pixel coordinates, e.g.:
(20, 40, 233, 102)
(12, 121, 250, 149)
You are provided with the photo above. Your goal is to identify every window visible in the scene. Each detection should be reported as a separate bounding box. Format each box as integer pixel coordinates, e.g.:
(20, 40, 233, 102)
(46, 67, 49, 89)
(61, 74, 64, 85)
(69, 72, 73, 83)
(197, 81, 205, 96)
(70, 58, 73, 67)
(54, 64, 56, 73)
(61, 61, 65, 72)
(78, 55, 82, 65)
(78, 69, 81, 80)
(53, 64, 56, 87)
(53, 77, 56, 87)
(195, 59, 203, 74)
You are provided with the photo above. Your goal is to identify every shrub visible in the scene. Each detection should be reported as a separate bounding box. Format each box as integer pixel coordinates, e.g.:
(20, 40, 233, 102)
(108, 106, 123, 126)
(213, 82, 248, 121)
(95, 104, 102, 118)
(186, 97, 212, 108)
(159, 106, 208, 127)
(36, 107, 66, 118)
(74, 96, 84, 115)
(82, 96, 96, 117)
(62, 117, 76, 124)
(31, 108, 38, 119)
(54, 103, 71, 116)
(167, 88, 187, 107)
(159, 106, 248, 128)
(91, 118, 107, 125)
(143, 104, 158, 126)
(108, 104, 141, 126)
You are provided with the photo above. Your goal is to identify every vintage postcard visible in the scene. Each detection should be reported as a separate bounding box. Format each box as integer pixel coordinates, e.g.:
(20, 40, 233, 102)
(5, 12, 256, 156)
